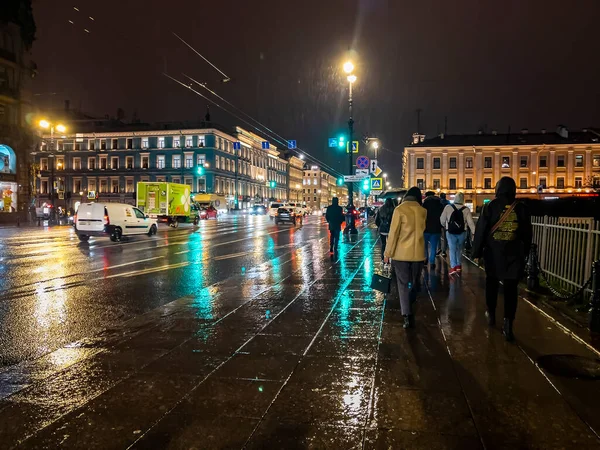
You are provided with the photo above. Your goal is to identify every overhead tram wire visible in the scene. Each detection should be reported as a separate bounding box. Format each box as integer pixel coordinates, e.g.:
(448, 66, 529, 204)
(164, 73, 345, 179)
(172, 32, 231, 83)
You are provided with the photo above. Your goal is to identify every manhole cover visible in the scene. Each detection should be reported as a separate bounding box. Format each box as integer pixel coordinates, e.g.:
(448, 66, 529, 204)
(537, 354, 600, 380)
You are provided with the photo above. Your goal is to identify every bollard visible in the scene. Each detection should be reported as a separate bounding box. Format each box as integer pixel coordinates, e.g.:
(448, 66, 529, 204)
(527, 243, 540, 291)
(590, 260, 600, 333)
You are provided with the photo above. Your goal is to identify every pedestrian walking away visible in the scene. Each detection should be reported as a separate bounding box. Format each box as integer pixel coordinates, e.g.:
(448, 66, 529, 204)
(384, 186, 426, 329)
(440, 192, 475, 276)
(472, 177, 532, 341)
(422, 191, 444, 270)
(375, 198, 395, 262)
(439, 192, 450, 257)
(325, 197, 345, 255)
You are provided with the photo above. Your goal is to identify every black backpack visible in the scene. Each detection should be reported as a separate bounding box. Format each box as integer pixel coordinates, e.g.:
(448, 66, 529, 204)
(448, 205, 466, 234)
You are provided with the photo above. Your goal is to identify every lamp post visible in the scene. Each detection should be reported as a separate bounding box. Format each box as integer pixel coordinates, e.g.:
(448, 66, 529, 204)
(344, 61, 358, 235)
(38, 120, 66, 225)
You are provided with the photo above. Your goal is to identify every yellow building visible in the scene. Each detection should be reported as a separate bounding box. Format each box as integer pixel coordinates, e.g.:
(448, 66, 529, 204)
(288, 155, 304, 203)
(404, 127, 600, 212)
(302, 165, 347, 210)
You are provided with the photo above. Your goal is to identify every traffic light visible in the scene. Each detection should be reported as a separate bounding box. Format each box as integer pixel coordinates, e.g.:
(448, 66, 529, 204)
(362, 178, 370, 193)
(338, 135, 346, 149)
(337, 177, 344, 186)
(197, 166, 204, 175)
(269, 181, 276, 188)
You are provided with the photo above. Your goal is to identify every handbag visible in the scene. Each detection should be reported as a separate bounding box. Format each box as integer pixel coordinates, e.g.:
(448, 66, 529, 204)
(371, 265, 392, 293)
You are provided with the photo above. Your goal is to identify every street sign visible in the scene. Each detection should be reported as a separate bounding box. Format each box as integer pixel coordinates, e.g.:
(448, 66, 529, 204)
(356, 155, 370, 169)
(355, 169, 369, 177)
(344, 175, 367, 182)
(261, 141, 270, 149)
(87, 191, 97, 200)
(373, 166, 383, 177)
(328, 138, 338, 148)
(58, 192, 64, 200)
(287, 140, 297, 149)
(371, 178, 383, 190)
(346, 141, 359, 153)
(233, 142, 241, 150)
(370, 159, 378, 174)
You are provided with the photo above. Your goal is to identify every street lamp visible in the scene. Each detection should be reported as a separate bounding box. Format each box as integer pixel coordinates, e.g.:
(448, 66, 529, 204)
(343, 59, 358, 235)
(38, 120, 67, 225)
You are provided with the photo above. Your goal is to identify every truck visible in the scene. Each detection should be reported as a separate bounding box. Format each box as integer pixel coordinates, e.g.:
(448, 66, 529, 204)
(136, 182, 198, 227)
(190, 193, 228, 212)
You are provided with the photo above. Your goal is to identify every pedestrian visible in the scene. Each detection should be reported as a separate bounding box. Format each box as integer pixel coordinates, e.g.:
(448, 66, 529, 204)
(440, 192, 475, 276)
(375, 198, 395, 262)
(439, 193, 450, 257)
(422, 191, 444, 269)
(472, 177, 532, 341)
(384, 186, 426, 329)
(325, 197, 345, 255)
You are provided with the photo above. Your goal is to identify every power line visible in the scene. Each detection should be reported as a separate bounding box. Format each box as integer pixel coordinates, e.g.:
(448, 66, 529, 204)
(172, 32, 231, 83)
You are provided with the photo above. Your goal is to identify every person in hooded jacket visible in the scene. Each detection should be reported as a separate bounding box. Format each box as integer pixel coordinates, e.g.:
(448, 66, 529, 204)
(375, 198, 395, 261)
(422, 191, 445, 269)
(472, 177, 532, 341)
(384, 186, 426, 329)
(325, 197, 345, 255)
(440, 192, 476, 276)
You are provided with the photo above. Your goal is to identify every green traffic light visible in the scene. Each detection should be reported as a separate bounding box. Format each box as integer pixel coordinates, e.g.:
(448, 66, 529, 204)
(338, 135, 346, 148)
(337, 178, 344, 186)
(197, 166, 204, 175)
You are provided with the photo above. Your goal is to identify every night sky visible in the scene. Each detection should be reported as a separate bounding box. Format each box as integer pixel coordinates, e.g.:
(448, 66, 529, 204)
(31, 0, 600, 183)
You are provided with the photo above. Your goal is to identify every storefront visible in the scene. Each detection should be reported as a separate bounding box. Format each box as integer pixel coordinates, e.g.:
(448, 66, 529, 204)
(0, 145, 17, 213)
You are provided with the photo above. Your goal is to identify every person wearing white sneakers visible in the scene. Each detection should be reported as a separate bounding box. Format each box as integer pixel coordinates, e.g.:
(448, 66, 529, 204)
(440, 192, 475, 276)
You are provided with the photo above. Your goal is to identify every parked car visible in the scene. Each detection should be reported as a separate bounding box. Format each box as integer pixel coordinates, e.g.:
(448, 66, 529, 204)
(75, 202, 158, 242)
(250, 205, 267, 215)
(199, 206, 218, 220)
(274, 207, 302, 225)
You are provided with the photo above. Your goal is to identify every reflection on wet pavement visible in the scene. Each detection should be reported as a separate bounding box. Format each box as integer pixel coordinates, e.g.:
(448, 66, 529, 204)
(0, 218, 599, 448)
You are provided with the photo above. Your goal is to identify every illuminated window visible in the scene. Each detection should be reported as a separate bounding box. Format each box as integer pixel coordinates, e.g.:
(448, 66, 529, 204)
(173, 137, 181, 148)
(142, 138, 149, 149)
(466, 157, 473, 169)
(594, 155, 600, 168)
(575, 177, 583, 188)
(157, 155, 165, 169)
(158, 137, 165, 149)
(576, 155, 584, 167)
(502, 156, 510, 168)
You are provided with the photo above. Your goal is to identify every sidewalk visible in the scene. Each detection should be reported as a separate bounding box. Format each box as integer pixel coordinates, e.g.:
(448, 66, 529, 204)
(0, 228, 599, 449)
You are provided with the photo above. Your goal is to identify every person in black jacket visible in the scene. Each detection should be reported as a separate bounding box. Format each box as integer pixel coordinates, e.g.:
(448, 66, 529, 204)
(375, 198, 395, 262)
(422, 191, 445, 269)
(325, 197, 345, 255)
(472, 177, 532, 341)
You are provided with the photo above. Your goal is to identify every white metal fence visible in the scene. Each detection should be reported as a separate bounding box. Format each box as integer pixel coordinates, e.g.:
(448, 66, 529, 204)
(532, 216, 600, 293)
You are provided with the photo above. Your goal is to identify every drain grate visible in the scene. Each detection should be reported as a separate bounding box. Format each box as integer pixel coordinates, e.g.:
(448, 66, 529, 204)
(537, 354, 600, 380)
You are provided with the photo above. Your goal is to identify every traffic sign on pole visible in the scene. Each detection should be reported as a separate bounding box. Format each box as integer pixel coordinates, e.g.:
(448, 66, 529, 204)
(344, 175, 367, 182)
(355, 168, 369, 177)
(370, 159, 378, 174)
(287, 140, 297, 149)
(328, 138, 338, 148)
(233, 142, 241, 150)
(370, 178, 383, 190)
(261, 141, 270, 149)
(346, 141, 359, 153)
(356, 155, 370, 170)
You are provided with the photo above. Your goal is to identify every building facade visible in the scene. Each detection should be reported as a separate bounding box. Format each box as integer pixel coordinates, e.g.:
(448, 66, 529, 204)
(32, 124, 288, 211)
(288, 155, 304, 203)
(302, 165, 347, 211)
(0, 1, 37, 217)
(404, 127, 600, 211)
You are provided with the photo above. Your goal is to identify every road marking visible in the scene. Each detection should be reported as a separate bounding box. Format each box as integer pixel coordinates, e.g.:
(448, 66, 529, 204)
(91, 256, 165, 272)
(214, 251, 251, 261)
(97, 261, 190, 279)
(174, 250, 190, 255)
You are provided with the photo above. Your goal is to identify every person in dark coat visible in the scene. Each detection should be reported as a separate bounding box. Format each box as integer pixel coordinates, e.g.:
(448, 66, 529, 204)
(375, 198, 395, 262)
(472, 176, 532, 341)
(422, 191, 445, 269)
(325, 197, 345, 254)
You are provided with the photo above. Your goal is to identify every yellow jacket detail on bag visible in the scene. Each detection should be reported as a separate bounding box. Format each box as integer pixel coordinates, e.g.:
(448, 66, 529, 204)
(384, 200, 427, 262)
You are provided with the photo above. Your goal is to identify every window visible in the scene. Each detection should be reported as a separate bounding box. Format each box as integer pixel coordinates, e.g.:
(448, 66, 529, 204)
(89, 140, 96, 150)
(449, 158, 457, 169)
(484, 157, 492, 169)
(142, 138, 149, 149)
(520, 156, 528, 168)
(111, 156, 119, 169)
(314, 197, 317, 202)
(40, 158, 48, 171)
(88, 178, 97, 192)
(111, 179, 119, 193)
(172, 177, 181, 184)
(125, 178, 134, 193)
(173, 137, 181, 148)
(465, 178, 473, 189)
(594, 156, 600, 168)
(73, 157, 81, 170)
(314, 189, 317, 194)
(101, 140, 107, 150)
(197, 154, 206, 166)
(218, 137, 223, 149)
(502, 156, 510, 168)
(484, 178, 492, 189)
(57, 141, 64, 151)
(158, 137, 165, 149)
(100, 157, 107, 170)
(198, 136, 205, 147)
(449, 178, 457, 190)
(416, 158, 424, 169)
(126, 138, 133, 149)
(313, 179, 317, 185)
(216, 158, 220, 169)
(185, 155, 193, 168)
(539, 156, 547, 167)
(433, 179, 440, 190)
(557, 155, 565, 167)
(433, 158, 441, 169)
(126, 156, 133, 169)
(519, 178, 527, 189)
(73, 179, 82, 193)
(74, 143, 81, 151)
(133, 208, 146, 219)
(157, 155, 165, 169)
(575, 177, 583, 188)
(185, 137, 193, 148)
(539, 177, 547, 189)
(576, 155, 584, 168)
(40, 180, 48, 194)
(141, 156, 149, 169)
(172, 155, 181, 169)
(99, 179, 108, 193)
(557, 177, 565, 188)
(88, 157, 96, 170)
(465, 157, 473, 169)
(112, 138, 118, 150)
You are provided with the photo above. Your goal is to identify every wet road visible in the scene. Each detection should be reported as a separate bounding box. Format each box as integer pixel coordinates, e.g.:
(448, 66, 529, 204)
(0, 215, 331, 367)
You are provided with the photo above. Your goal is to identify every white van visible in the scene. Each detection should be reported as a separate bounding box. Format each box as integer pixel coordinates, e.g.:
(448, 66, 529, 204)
(75, 203, 158, 242)
(268, 202, 289, 219)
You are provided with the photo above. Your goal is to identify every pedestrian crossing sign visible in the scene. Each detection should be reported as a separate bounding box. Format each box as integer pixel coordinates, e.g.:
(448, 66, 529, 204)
(346, 141, 359, 153)
(370, 177, 383, 190)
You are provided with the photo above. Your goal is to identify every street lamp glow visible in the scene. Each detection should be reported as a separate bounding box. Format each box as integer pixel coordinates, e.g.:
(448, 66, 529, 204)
(383, 173, 388, 178)
(55, 124, 67, 133)
(347, 74, 357, 83)
(371, 141, 379, 150)
(39, 120, 50, 129)
(386, 182, 391, 187)
(343, 61, 354, 74)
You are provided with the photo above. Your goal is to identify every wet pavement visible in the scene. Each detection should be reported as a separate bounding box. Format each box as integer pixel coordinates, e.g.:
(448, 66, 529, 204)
(1, 216, 600, 449)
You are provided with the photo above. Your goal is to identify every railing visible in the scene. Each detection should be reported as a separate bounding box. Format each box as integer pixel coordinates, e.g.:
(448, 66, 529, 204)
(532, 216, 600, 294)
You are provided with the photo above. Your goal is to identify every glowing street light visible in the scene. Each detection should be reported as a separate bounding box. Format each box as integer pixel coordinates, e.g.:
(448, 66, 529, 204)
(347, 74, 357, 84)
(343, 61, 354, 74)
(39, 119, 50, 129)
(371, 141, 379, 150)
(55, 124, 67, 133)
(383, 173, 388, 179)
